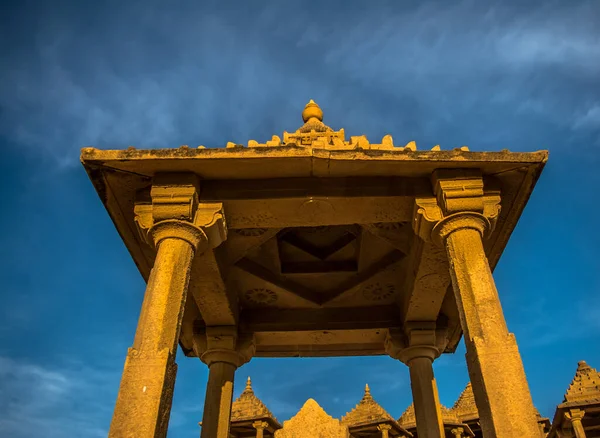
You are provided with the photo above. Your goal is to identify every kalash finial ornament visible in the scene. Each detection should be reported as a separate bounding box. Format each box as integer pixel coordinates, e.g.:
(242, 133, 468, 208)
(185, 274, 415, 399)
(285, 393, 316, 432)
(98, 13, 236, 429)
(302, 99, 324, 123)
(242, 99, 431, 151)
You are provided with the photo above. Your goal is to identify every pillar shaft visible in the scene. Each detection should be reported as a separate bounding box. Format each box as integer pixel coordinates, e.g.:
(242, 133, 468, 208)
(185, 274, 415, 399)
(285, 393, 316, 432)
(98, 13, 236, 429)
(201, 361, 237, 438)
(566, 410, 587, 438)
(408, 357, 445, 438)
(442, 221, 539, 438)
(109, 236, 196, 438)
(253, 421, 268, 438)
(572, 420, 587, 438)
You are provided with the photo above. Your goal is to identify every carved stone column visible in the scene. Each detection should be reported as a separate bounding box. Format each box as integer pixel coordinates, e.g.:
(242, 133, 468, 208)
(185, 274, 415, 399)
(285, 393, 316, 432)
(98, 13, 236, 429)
(451, 427, 464, 438)
(253, 420, 269, 438)
(377, 423, 392, 438)
(565, 409, 586, 438)
(414, 170, 539, 438)
(386, 324, 447, 438)
(108, 174, 225, 438)
(194, 327, 255, 438)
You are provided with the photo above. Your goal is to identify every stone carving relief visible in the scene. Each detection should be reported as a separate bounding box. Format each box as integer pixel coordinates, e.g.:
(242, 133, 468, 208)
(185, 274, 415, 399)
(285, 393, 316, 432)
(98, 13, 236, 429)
(362, 283, 395, 302)
(244, 288, 278, 306)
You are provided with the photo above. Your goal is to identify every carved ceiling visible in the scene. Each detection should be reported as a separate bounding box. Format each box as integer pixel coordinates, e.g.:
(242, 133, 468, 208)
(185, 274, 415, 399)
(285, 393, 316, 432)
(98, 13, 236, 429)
(226, 223, 413, 310)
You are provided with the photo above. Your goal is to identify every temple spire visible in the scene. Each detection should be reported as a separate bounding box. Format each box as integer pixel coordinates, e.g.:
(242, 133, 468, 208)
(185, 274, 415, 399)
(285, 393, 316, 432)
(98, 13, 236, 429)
(245, 376, 253, 393)
(363, 384, 373, 402)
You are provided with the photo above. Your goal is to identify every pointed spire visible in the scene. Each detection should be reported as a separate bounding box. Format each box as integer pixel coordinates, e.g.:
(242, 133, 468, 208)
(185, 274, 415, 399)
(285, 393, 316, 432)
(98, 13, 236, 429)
(230, 376, 280, 427)
(341, 384, 397, 427)
(451, 382, 479, 422)
(564, 359, 600, 403)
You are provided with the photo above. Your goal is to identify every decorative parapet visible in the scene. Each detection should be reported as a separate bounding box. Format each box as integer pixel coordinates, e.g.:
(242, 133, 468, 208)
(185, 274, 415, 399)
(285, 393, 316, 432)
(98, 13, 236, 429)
(225, 100, 467, 152)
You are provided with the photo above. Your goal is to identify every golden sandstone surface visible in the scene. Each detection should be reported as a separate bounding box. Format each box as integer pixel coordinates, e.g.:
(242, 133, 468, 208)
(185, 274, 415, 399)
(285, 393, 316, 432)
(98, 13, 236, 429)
(79, 101, 596, 438)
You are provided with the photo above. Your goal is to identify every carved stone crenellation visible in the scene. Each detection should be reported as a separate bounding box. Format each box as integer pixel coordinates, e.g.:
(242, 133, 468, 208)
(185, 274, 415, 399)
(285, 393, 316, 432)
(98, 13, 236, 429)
(235, 100, 451, 151)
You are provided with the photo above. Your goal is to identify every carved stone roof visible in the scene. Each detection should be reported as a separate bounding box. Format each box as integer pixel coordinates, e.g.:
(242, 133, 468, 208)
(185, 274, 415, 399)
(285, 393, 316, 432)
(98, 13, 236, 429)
(398, 402, 460, 428)
(276, 398, 348, 438)
(452, 382, 479, 421)
(341, 384, 396, 427)
(398, 403, 416, 427)
(230, 377, 279, 425)
(563, 360, 600, 404)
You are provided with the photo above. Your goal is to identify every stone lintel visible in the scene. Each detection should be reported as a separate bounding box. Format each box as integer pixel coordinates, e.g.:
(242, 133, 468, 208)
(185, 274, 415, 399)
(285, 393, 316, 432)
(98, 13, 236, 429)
(240, 306, 402, 333)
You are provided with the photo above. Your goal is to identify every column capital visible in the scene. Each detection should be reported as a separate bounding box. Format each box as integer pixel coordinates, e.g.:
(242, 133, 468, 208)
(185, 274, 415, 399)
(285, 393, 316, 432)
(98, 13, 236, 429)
(252, 421, 269, 430)
(413, 170, 501, 245)
(150, 219, 207, 249)
(385, 324, 448, 364)
(450, 426, 464, 437)
(565, 408, 585, 422)
(377, 423, 392, 431)
(193, 326, 256, 368)
(134, 173, 227, 251)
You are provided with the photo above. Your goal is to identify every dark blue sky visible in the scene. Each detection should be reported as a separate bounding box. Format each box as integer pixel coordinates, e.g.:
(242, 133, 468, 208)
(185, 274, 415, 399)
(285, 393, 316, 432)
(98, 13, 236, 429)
(1, 0, 599, 436)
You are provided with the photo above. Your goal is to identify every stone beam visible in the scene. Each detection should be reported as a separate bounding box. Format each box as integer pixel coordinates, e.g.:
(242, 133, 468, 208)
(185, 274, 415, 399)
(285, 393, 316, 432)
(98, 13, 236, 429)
(221, 196, 413, 229)
(182, 202, 236, 326)
(239, 306, 403, 332)
(254, 329, 387, 357)
(188, 248, 238, 326)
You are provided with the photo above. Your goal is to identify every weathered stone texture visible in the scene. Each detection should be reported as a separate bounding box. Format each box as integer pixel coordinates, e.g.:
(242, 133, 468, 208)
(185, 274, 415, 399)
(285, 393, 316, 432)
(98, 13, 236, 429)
(275, 399, 349, 438)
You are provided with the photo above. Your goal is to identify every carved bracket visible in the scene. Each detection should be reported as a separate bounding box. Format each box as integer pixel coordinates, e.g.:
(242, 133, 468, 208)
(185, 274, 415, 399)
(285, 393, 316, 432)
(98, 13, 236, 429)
(133, 173, 227, 251)
(413, 170, 501, 244)
(385, 323, 449, 364)
(192, 326, 255, 368)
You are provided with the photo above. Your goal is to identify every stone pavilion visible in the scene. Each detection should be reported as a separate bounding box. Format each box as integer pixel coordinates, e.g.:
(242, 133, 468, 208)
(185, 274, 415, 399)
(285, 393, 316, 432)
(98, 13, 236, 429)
(81, 100, 548, 437)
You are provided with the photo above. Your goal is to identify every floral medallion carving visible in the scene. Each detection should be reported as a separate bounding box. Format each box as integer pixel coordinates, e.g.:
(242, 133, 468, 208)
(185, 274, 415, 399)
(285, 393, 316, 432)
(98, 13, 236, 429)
(244, 288, 278, 305)
(234, 228, 268, 237)
(362, 283, 395, 301)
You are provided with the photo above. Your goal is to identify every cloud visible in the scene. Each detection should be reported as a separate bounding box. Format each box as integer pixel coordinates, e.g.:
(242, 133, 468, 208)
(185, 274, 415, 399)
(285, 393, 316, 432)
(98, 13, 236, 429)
(0, 356, 117, 438)
(1, 0, 598, 169)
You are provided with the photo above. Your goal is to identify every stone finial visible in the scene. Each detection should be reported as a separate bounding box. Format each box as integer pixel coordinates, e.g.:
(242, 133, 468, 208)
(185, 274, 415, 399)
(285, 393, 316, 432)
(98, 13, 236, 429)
(245, 376, 253, 392)
(364, 384, 373, 402)
(302, 99, 324, 122)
